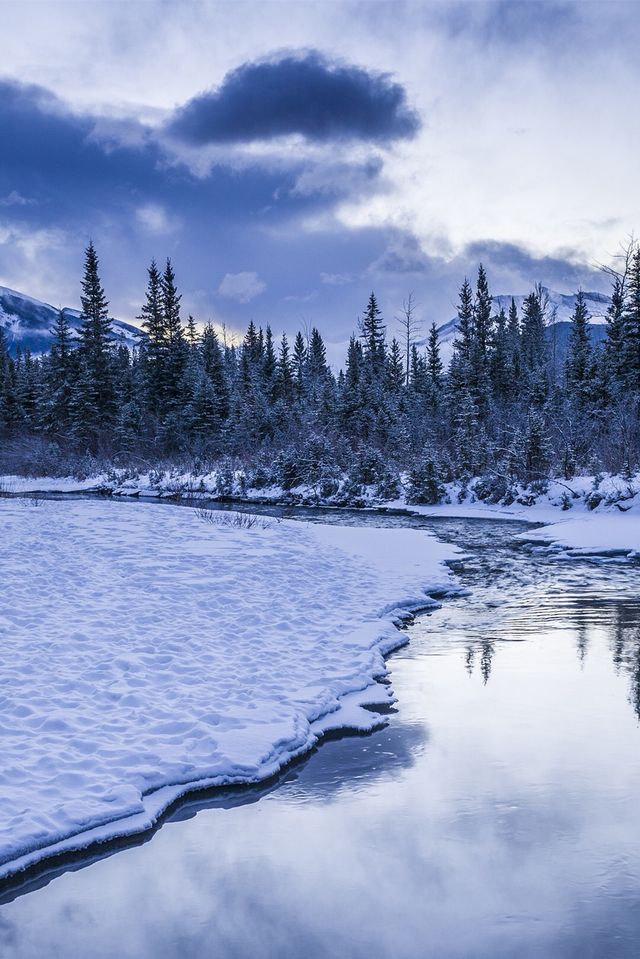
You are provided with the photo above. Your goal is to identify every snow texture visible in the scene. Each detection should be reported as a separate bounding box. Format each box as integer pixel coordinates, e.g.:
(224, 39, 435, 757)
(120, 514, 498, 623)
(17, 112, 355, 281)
(0, 498, 457, 881)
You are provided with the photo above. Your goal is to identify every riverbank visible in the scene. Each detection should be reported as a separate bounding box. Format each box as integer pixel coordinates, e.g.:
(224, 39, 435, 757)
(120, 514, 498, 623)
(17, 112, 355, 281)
(0, 497, 459, 883)
(3, 467, 639, 560)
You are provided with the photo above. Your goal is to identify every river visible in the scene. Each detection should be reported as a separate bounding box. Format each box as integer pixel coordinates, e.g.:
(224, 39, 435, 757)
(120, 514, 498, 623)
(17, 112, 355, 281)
(1, 509, 640, 958)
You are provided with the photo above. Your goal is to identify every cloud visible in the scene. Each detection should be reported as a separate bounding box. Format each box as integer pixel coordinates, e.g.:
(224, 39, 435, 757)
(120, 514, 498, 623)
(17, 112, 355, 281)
(167, 51, 420, 146)
(463, 239, 604, 292)
(320, 271, 355, 286)
(283, 290, 319, 304)
(0, 191, 36, 208)
(218, 271, 266, 303)
(135, 203, 179, 236)
(291, 156, 383, 198)
(369, 234, 431, 275)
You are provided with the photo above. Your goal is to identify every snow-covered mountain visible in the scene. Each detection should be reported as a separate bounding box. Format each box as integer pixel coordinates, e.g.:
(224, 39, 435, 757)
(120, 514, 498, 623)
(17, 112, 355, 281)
(0, 285, 144, 356)
(433, 288, 611, 365)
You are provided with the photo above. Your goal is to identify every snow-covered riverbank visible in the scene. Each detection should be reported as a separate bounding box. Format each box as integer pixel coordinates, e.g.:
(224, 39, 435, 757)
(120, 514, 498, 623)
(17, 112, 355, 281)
(0, 498, 458, 882)
(3, 468, 639, 561)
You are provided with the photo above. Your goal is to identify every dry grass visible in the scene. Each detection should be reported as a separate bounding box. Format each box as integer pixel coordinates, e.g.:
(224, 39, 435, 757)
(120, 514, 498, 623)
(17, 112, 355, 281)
(194, 507, 275, 530)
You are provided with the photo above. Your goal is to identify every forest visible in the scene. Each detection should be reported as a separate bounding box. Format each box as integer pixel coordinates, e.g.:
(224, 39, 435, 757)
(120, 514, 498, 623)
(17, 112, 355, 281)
(1, 241, 639, 504)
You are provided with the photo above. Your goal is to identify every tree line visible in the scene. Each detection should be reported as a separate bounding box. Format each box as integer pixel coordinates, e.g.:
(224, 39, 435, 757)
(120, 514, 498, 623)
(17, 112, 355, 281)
(1, 240, 639, 502)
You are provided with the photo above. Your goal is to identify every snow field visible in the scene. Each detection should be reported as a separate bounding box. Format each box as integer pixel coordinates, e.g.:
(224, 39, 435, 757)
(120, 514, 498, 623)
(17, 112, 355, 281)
(0, 498, 458, 880)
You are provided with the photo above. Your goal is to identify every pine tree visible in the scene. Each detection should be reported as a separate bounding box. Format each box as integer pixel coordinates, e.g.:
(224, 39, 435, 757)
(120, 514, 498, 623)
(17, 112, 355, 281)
(45, 309, 74, 434)
(410, 344, 428, 395)
(186, 314, 199, 347)
(139, 260, 165, 416)
(565, 291, 593, 408)
(306, 327, 329, 403)
(200, 324, 228, 419)
(385, 338, 405, 394)
(361, 292, 386, 377)
(474, 264, 493, 360)
(524, 409, 552, 483)
(292, 331, 307, 395)
(161, 258, 186, 412)
(490, 307, 510, 400)
(520, 286, 549, 405)
(453, 278, 475, 366)
(621, 247, 640, 390)
(506, 297, 521, 387)
(604, 277, 625, 386)
(262, 325, 277, 399)
(276, 334, 294, 403)
(426, 322, 443, 391)
(78, 241, 115, 432)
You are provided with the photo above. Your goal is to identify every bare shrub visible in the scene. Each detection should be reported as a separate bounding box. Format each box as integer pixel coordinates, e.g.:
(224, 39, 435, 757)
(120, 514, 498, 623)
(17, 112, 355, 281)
(194, 508, 275, 530)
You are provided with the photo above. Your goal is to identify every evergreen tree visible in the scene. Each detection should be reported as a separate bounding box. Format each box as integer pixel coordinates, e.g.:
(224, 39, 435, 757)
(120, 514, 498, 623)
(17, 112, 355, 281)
(262, 325, 277, 399)
(78, 241, 115, 433)
(385, 338, 405, 394)
(523, 410, 552, 483)
(161, 258, 186, 411)
(621, 248, 640, 390)
(139, 259, 165, 415)
(276, 334, 294, 403)
(490, 307, 510, 399)
(292, 331, 307, 395)
(565, 291, 593, 408)
(520, 286, 549, 406)
(45, 309, 74, 434)
(186, 314, 199, 347)
(360, 292, 386, 377)
(426, 322, 443, 391)
(474, 264, 493, 361)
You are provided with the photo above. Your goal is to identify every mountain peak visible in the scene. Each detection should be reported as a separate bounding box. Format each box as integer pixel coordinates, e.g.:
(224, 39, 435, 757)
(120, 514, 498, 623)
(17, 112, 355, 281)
(0, 285, 144, 355)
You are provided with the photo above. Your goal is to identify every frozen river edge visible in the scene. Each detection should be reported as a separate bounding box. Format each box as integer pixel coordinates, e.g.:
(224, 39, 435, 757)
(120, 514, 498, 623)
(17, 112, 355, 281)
(0, 498, 460, 886)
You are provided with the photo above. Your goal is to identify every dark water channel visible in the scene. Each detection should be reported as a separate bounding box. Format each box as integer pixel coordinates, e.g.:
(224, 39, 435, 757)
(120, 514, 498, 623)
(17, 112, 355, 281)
(1, 505, 640, 958)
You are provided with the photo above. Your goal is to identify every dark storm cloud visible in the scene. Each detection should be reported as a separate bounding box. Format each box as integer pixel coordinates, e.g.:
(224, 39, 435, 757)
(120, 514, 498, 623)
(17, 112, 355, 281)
(370, 232, 604, 293)
(0, 76, 396, 328)
(0, 76, 388, 232)
(464, 240, 603, 291)
(167, 51, 420, 145)
(0, 77, 603, 345)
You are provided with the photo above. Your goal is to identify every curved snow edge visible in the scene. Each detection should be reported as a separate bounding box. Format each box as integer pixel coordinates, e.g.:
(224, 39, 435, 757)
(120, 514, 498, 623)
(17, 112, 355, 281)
(0, 585, 462, 887)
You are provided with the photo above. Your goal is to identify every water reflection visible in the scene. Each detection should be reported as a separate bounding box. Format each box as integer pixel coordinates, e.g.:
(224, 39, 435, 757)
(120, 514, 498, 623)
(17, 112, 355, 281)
(2, 515, 640, 958)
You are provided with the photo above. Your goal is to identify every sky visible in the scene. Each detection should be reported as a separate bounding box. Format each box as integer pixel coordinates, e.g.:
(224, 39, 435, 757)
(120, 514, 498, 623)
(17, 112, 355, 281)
(0, 0, 639, 353)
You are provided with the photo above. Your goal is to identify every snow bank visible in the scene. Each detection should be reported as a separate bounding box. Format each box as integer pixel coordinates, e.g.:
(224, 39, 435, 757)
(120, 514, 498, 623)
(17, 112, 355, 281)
(0, 499, 458, 882)
(514, 513, 640, 561)
(0, 474, 109, 494)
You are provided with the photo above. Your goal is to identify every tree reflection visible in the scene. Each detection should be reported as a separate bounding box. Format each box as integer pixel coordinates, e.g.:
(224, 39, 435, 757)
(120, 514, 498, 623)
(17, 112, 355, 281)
(576, 623, 589, 665)
(605, 602, 640, 720)
(463, 640, 495, 684)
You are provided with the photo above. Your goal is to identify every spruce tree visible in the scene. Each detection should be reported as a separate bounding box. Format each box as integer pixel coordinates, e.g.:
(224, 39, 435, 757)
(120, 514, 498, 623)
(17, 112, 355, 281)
(385, 338, 405, 394)
(78, 241, 115, 432)
(361, 292, 386, 377)
(426, 322, 443, 391)
(604, 277, 625, 387)
(621, 248, 640, 390)
(276, 334, 294, 403)
(292, 331, 307, 395)
(139, 260, 165, 416)
(45, 309, 74, 434)
(565, 291, 593, 408)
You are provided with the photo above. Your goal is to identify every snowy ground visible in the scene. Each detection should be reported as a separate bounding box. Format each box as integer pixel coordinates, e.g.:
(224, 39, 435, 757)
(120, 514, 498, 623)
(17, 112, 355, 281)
(0, 498, 458, 882)
(3, 469, 639, 562)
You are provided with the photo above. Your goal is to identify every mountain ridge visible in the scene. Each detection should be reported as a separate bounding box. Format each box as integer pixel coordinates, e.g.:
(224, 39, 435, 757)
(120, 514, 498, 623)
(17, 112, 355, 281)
(0, 285, 144, 356)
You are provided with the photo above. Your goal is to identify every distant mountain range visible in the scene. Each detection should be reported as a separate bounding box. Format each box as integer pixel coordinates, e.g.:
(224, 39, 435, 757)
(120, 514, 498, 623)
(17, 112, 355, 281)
(0, 285, 144, 356)
(433, 288, 611, 365)
(2, 283, 613, 365)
